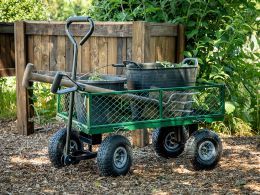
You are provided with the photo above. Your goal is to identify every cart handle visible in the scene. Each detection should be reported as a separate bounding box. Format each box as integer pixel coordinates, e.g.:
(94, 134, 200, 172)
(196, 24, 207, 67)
(181, 58, 198, 67)
(112, 58, 198, 68)
(65, 16, 94, 46)
(51, 72, 83, 94)
(112, 60, 142, 69)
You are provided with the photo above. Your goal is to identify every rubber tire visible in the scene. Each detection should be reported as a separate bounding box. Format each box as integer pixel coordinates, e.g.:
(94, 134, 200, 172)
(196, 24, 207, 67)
(97, 135, 133, 176)
(48, 128, 83, 168)
(152, 126, 188, 158)
(185, 129, 222, 170)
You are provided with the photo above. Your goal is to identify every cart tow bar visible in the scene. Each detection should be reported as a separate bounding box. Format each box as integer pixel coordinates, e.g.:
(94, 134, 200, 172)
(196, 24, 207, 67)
(54, 16, 95, 164)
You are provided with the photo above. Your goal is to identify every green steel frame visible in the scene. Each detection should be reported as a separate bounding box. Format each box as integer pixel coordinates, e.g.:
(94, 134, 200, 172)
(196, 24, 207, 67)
(57, 83, 225, 135)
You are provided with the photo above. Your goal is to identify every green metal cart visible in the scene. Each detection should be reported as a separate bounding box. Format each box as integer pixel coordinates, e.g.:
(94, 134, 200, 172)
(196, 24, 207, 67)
(48, 16, 225, 176)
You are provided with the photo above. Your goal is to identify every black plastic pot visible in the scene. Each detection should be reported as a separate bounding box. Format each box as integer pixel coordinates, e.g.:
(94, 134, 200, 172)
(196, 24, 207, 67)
(75, 75, 126, 125)
(126, 62, 197, 90)
(125, 58, 198, 119)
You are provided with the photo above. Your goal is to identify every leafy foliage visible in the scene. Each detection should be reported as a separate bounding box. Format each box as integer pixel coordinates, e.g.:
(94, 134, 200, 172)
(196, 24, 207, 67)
(87, 0, 260, 134)
(0, 0, 258, 134)
(43, 0, 90, 21)
(0, 0, 48, 22)
(0, 78, 16, 119)
(30, 83, 57, 125)
(0, 0, 55, 124)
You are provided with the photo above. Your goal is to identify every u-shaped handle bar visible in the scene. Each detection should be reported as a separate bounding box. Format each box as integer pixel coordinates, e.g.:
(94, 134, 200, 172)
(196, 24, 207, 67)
(65, 16, 94, 46)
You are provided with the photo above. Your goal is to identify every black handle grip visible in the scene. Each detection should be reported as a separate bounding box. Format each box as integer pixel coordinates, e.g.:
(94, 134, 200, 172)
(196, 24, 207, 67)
(67, 16, 91, 23)
(51, 72, 82, 94)
(51, 72, 63, 94)
(80, 18, 94, 45)
(65, 16, 95, 46)
(123, 60, 142, 69)
(112, 64, 126, 67)
(181, 58, 198, 67)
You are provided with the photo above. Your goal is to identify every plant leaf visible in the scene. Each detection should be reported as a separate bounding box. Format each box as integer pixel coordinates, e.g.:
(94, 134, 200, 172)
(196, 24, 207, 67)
(225, 101, 235, 114)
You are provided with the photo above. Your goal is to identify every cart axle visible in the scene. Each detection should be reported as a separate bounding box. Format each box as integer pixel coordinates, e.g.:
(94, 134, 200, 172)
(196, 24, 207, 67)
(64, 150, 97, 165)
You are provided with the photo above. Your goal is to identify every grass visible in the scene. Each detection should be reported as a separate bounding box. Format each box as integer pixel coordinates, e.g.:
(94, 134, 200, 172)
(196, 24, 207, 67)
(0, 77, 16, 120)
(0, 77, 56, 124)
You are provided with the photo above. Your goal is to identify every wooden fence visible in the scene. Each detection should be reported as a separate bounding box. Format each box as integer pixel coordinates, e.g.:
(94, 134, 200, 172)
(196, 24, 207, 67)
(0, 23, 15, 76)
(0, 21, 185, 146)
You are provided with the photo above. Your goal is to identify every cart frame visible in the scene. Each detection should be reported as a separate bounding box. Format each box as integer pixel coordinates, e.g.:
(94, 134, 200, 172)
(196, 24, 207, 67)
(57, 83, 225, 135)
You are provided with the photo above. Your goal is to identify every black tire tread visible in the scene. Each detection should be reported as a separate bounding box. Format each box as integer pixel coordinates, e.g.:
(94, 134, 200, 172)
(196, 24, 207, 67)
(185, 129, 222, 170)
(152, 126, 188, 158)
(48, 128, 82, 168)
(97, 135, 132, 176)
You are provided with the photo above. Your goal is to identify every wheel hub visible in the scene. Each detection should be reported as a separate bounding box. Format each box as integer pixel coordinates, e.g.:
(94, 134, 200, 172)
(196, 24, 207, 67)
(164, 131, 179, 151)
(63, 140, 79, 154)
(198, 140, 216, 161)
(113, 146, 127, 169)
(62, 140, 79, 165)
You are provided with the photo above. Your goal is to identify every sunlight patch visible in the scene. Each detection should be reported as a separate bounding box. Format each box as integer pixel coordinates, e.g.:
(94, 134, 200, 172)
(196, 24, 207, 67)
(10, 156, 49, 165)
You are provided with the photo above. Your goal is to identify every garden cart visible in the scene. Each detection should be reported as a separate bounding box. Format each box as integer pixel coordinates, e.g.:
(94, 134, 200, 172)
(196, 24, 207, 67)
(47, 16, 225, 176)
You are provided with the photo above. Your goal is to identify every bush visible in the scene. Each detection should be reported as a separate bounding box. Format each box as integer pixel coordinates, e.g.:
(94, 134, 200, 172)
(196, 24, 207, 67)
(0, 77, 16, 119)
(87, 0, 260, 134)
(0, 0, 48, 22)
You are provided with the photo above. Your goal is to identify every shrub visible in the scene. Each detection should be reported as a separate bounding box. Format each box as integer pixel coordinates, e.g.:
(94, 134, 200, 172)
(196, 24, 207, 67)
(87, 0, 260, 134)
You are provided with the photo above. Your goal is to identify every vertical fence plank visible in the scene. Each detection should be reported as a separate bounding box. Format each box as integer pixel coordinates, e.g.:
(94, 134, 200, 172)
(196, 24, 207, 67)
(98, 37, 108, 74)
(27, 36, 34, 63)
(15, 21, 34, 135)
(126, 38, 132, 61)
(49, 36, 57, 71)
(33, 35, 42, 70)
(149, 37, 156, 62)
(10, 34, 15, 68)
(0, 34, 15, 76)
(170, 37, 176, 62)
(131, 22, 151, 147)
(41, 35, 50, 71)
(81, 39, 91, 73)
(155, 37, 165, 61)
(164, 37, 175, 62)
(90, 37, 99, 73)
(0, 35, 7, 70)
(57, 36, 66, 71)
(5, 35, 12, 68)
(116, 38, 126, 75)
(65, 37, 73, 72)
(107, 38, 117, 75)
(176, 24, 185, 62)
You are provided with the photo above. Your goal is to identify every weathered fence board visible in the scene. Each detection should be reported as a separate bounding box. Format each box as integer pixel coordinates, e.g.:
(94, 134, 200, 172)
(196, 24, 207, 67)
(0, 20, 185, 147)
(15, 21, 34, 135)
(0, 23, 15, 76)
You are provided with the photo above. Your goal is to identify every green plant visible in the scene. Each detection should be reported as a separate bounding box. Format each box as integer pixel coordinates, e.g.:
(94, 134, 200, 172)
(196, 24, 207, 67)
(30, 83, 57, 125)
(0, 0, 48, 22)
(0, 77, 56, 124)
(156, 61, 190, 68)
(0, 0, 56, 124)
(0, 77, 16, 119)
(43, 0, 90, 21)
(87, 0, 259, 135)
(88, 73, 105, 81)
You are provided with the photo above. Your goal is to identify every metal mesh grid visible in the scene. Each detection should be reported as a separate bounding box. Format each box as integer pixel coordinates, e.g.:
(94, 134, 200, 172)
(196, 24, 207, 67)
(58, 85, 223, 127)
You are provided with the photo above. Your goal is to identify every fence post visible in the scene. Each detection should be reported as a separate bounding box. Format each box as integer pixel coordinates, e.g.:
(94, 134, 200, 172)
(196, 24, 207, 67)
(15, 21, 34, 135)
(131, 21, 151, 147)
(176, 24, 185, 63)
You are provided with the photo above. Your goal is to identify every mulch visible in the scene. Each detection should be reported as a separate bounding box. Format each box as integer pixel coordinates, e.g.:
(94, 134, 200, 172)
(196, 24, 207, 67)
(0, 120, 259, 194)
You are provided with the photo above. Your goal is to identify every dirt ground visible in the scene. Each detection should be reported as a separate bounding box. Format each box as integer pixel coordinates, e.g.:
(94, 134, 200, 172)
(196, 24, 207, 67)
(0, 120, 259, 194)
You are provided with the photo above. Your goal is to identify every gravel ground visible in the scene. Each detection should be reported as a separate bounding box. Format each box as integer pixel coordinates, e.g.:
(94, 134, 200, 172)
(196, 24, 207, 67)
(0, 120, 259, 194)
